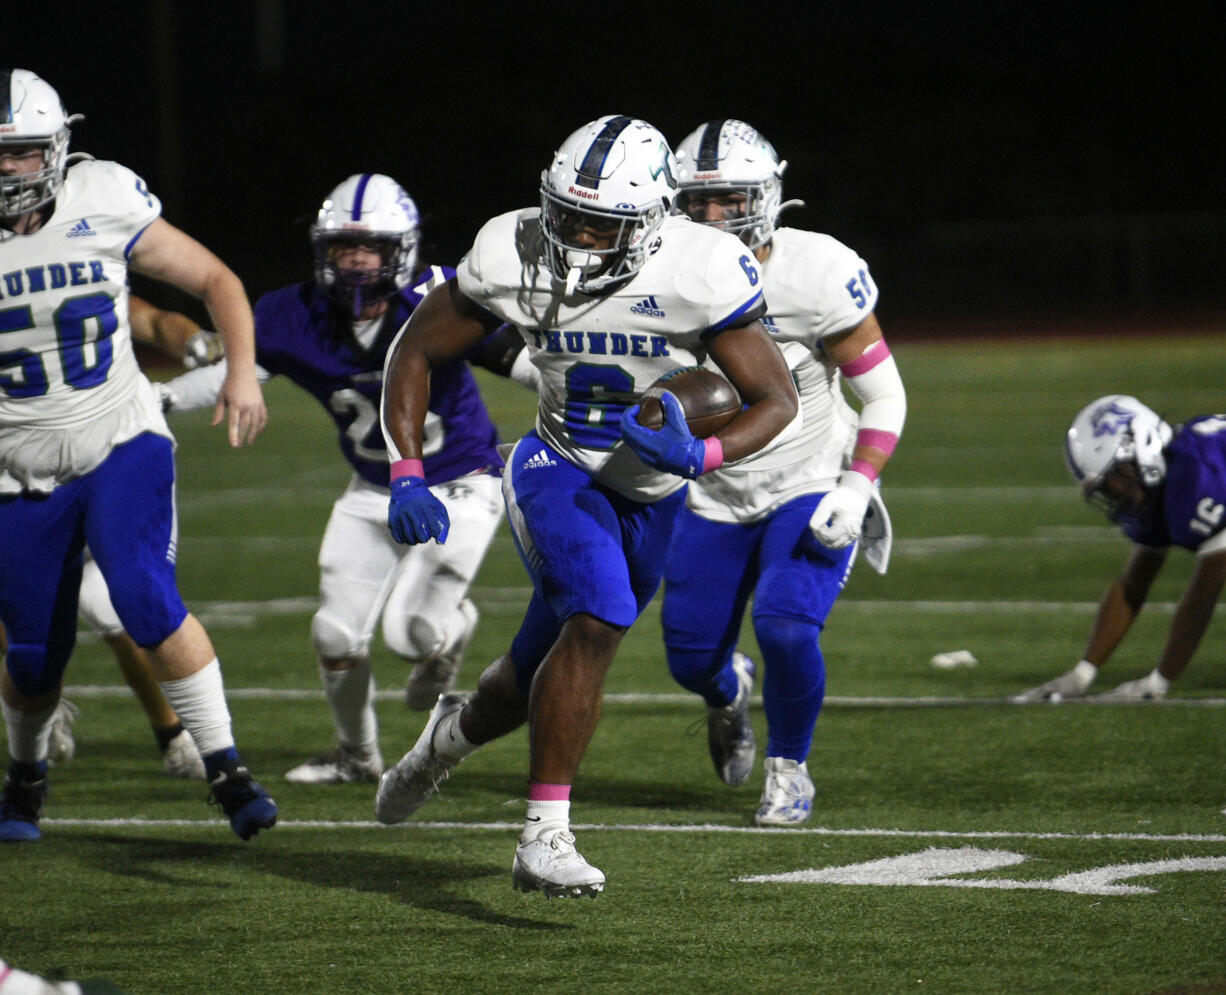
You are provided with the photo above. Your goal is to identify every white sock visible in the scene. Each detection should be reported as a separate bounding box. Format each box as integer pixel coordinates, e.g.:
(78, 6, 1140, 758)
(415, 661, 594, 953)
(1145, 668, 1172, 695)
(159, 658, 234, 757)
(522, 799, 569, 842)
(322, 658, 377, 755)
(431, 707, 477, 764)
(1072, 659, 1098, 692)
(2, 697, 57, 763)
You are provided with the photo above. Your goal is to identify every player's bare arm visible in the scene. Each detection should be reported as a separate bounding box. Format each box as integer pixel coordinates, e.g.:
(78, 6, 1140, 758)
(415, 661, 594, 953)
(1082, 544, 1167, 666)
(704, 319, 798, 461)
(128, 294, 208, 359)
(382, 278, 491, 461)
(128, 295, 222, 369)
(128, 218, 265, 446)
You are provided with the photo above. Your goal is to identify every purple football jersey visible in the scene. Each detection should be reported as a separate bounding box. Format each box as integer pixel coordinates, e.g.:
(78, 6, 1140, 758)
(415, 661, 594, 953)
(253, 270, 503, 488)
(1123, 415, 1226, 550)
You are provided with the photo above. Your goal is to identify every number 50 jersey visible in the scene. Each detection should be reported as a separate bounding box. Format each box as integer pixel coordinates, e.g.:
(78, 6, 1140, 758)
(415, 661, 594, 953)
(457, 210, 767, 503)
(0, 160, 170, 494)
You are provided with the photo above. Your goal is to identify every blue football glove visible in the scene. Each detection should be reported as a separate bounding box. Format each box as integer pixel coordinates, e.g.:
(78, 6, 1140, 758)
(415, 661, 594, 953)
(388, 475, 450, 545)
(621, 391, 708, 479)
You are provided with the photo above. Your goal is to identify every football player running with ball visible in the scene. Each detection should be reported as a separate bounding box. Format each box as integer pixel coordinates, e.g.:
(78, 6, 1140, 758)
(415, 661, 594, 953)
(377, 115, 798, 896)
(157, 173, 521, 785)
(661, 120, 907, 826)
(0, 69, 275, 841)
(1015, 396, 1226, 702)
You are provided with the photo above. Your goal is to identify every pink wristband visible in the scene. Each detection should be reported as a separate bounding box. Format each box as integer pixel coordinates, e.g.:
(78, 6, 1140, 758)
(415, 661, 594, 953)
(390, 458, 425, 482)
(840, 339, 891, 377)
(701, 436, 725, 474)
(849, 459, 880, 483)
(855, 428, 899, 458)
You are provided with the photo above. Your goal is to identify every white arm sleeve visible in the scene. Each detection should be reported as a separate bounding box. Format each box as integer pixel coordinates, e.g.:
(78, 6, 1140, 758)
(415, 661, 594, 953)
(160, 359, 270, 413)
(842, 347, 906, 445)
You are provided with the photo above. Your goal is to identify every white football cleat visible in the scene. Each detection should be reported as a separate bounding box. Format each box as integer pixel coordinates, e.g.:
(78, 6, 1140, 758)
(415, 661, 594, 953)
(285, 743, 384, 784)
(1012, 670, 1091, 703)
(512, 829, 605, 898)
(162, 728, 206, 780)
(405, 598, 478, 711)
(47, 698, 80, 766)
(707, 652, 756, 786)
(375, 692, 467, 823)
(755, 756, 815, 826)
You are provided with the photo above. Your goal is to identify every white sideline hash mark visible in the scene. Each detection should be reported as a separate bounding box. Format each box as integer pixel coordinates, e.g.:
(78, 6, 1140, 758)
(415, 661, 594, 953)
(738, 845, 1226, 895)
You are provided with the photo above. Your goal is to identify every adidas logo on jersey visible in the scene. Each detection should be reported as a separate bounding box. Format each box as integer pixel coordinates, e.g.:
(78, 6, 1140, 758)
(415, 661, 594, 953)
(66, 219, 97, 238)
(630, 295, 665, 318)
(522, 449, 557, 470)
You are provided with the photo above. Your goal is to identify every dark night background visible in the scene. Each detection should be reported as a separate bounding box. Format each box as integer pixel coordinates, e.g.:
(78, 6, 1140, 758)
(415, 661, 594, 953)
(10, 1, 1225, 334)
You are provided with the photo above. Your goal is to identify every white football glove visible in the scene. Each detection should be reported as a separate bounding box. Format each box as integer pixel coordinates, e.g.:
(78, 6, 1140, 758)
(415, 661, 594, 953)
(1095, 669, 1169, 700)
(183, 329, 224, 369)
(809, 471, 874, 550)
(1011, 660, 1098, 702)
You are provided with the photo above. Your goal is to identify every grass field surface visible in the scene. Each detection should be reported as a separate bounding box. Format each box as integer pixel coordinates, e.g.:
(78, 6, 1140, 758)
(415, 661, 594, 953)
(3, 332, 1225, 994)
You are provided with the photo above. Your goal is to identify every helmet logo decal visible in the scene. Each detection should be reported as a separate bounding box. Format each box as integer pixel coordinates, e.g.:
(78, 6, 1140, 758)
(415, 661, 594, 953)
(648, 141, 675, 186)
(1091, 402, 1136, 437)
(575, 115, 633, 189)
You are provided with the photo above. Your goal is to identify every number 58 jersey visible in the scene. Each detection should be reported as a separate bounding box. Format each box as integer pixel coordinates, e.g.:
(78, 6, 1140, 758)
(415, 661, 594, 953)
(0, 159, 170, 493)
(457, 209, 767, 502)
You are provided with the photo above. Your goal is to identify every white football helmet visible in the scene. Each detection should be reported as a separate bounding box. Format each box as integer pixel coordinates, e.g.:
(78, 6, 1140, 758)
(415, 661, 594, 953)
(539, 115, 677, 294)
(1065, 395, 1172, 521)
(673, 119, 803, 250)
(311, 173, 420, 313)
(0, 69, 74, 217)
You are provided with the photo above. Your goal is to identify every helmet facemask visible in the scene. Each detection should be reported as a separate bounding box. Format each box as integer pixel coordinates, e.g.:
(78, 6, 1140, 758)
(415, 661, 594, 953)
(1081, 442, 1161, 524)
(539, 187, 667, 295)
(673, 176, 784, 250)
(313, 230, 418, 316)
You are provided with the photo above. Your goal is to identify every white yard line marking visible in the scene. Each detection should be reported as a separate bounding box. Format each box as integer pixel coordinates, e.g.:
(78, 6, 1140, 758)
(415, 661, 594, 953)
(39, 817, 1226, 843)
(59, 684, 1226, 707)
(143, 592, 1223, 617)
(737, 847, 1226, 895)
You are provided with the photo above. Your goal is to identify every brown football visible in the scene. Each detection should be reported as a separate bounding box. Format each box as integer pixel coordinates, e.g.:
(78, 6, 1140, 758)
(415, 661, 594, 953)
(636, 366, 742, 439)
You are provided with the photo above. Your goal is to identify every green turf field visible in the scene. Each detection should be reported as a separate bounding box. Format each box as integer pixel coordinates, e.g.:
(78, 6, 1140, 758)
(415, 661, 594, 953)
(4, 332, 1225, 994)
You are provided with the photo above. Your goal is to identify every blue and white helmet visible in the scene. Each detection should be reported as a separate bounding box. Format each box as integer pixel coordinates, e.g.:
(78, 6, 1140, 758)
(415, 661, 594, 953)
(540, 115, 677, 294)
(673, 119, 802, 250)
(311, 173, 420, 312)
(1065, 395, 1172, 521)
(0, 69, 74, 217)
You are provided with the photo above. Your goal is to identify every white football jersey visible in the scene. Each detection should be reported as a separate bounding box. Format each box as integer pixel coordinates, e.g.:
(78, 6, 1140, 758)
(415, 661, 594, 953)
(458, 210, 766, 502)
(0, 159, 172, 494)
(686, 227, 878, 523)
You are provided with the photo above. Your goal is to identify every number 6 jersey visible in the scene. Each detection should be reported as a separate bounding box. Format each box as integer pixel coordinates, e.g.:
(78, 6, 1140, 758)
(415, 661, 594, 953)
(457, 209, 767, 503)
